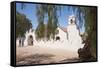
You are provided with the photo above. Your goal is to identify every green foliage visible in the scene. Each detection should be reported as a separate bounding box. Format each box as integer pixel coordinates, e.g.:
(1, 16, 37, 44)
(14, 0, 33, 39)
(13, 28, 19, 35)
(35, 22, 45, 40)
(35, 4, 61, 40)
(35, 5, 45, 40)
(16, 12, 32, 38)
(84, 7, 97, 58)
(73, 7, 97, 59)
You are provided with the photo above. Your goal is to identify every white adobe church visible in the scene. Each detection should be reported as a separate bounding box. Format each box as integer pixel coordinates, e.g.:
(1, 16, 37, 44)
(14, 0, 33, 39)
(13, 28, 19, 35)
(16, 15, 84, 52)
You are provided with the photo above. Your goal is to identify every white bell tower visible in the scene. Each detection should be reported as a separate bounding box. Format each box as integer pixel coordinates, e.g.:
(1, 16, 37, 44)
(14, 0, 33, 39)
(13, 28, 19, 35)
(68, 15, 76, 25)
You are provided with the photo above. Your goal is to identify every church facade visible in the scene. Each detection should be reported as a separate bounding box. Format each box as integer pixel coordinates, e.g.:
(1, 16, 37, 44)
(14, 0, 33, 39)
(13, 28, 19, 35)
(16, 26, 68, 46)
(16, 15, 84, 52)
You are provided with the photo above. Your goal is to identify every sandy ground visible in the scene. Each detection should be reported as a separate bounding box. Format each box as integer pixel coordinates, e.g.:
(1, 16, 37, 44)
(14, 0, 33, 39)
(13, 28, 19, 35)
(16, 45, 79, 65)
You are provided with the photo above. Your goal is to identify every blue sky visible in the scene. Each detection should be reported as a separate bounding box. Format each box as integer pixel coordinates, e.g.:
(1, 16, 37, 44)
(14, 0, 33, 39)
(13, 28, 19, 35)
(16, 3, 85, 32)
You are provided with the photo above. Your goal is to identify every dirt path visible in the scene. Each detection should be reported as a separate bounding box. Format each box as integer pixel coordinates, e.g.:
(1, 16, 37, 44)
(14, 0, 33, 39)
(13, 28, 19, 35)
(16, 45, 79, 65)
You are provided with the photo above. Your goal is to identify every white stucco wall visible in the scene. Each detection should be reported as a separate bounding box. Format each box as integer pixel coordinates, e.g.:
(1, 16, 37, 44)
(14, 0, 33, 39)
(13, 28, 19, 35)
(55, 27, 67, 42)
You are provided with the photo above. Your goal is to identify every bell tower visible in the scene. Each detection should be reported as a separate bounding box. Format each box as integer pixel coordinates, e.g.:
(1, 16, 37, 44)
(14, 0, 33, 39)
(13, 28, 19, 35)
(68, 15, 76, 25)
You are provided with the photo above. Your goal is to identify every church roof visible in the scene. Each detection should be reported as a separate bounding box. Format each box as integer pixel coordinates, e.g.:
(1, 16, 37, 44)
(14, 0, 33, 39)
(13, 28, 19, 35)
(58, 27, 67, 33)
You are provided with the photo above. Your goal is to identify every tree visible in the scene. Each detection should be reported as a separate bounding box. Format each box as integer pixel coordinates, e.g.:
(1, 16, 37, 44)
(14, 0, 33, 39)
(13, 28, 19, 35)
(35, 22, 45, 40)
(16, 12, 32, 38)
(35, 4, 61, 40)
(84, 7, 97, 59)
(71, 6, 97, 60)
(35, 5, 45, 40)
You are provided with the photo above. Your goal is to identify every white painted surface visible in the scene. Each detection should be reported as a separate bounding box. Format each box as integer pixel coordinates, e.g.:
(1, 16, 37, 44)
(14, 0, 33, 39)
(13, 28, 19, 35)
(17, 15, 84, 52)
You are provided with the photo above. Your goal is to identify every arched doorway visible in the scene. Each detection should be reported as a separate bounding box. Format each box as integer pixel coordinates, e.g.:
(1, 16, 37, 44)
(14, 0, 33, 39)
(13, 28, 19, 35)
(28, 35, 33, 46)
(56, 36, 60, 41)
